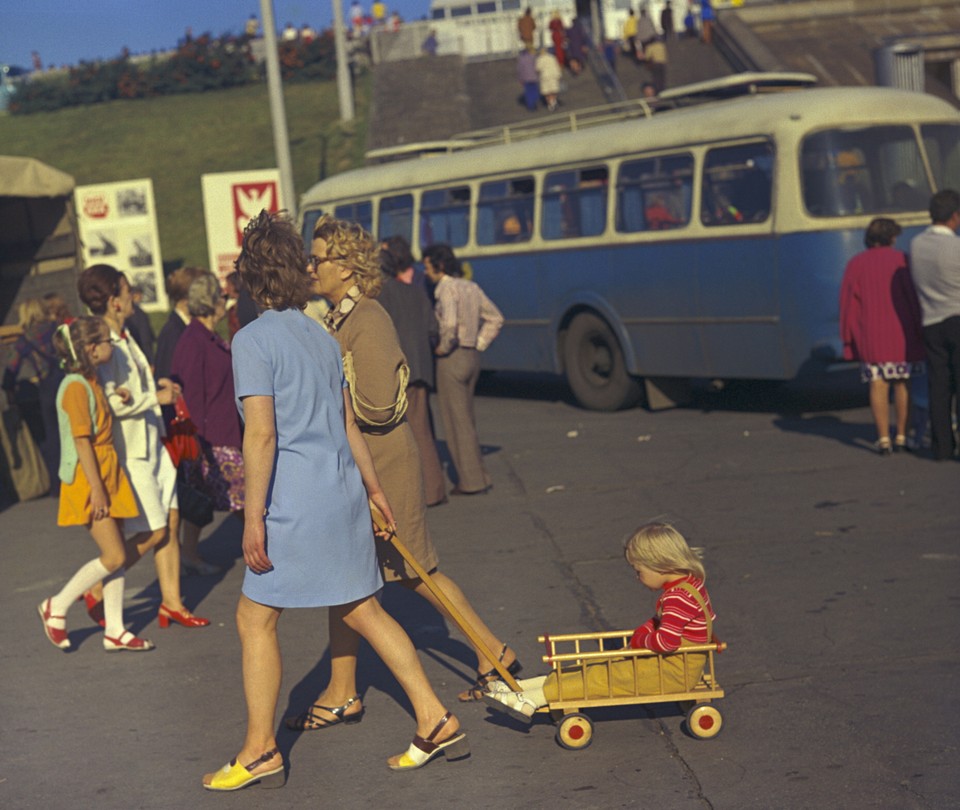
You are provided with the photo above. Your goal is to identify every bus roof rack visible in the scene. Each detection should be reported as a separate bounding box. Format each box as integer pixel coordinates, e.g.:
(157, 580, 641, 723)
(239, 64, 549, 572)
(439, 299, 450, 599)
(656, 72, 819, 104)
(363, 72, 819, 162)
(364, 141, 481, 162)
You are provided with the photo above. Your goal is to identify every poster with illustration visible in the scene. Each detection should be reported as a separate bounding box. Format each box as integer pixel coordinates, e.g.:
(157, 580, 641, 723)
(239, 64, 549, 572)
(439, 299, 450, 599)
(74, 178, 168, 312)
(201, 169, 281, 282)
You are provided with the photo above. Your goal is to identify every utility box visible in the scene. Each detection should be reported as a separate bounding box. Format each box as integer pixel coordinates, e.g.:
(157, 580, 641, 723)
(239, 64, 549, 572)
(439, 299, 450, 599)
(874, 42, 924, 92)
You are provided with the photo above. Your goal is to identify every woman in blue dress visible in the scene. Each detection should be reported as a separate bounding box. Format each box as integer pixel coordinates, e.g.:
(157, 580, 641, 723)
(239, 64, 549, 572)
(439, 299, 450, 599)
(202, 212, 468, 792)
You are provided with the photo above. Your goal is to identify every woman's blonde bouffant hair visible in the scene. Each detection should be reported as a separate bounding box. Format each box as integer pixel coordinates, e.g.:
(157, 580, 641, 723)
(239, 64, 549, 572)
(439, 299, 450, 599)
(312, 214, 383, 298)
(624, 522, 705, 581)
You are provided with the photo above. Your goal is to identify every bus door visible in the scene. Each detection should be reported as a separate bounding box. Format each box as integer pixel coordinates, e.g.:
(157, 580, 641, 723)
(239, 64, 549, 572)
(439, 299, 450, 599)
(696, 141, 783, 379)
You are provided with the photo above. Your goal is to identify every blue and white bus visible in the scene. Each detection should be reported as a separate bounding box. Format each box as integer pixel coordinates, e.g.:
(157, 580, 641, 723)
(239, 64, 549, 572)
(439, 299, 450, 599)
(299, 75, 960, 410)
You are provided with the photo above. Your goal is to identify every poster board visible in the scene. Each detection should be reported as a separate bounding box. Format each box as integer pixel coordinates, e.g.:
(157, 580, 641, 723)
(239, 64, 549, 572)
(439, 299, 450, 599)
(74, 179, 168, 312)
(201, 169, 281, 282)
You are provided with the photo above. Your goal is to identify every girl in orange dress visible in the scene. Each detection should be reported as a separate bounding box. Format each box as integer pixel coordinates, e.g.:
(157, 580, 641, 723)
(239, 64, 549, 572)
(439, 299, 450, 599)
(37, 317, 154, 652)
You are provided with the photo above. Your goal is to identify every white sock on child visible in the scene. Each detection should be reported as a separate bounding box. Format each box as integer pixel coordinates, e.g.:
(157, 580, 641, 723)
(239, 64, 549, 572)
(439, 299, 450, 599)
(101, 568, 125, 638)
(49, 558, 111, 620)
(517, 675, 548, 707)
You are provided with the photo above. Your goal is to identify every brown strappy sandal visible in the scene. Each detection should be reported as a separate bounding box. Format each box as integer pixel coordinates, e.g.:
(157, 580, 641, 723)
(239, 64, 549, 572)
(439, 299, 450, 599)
(458, 644, 522, 702)
(284, 695, 364, 731)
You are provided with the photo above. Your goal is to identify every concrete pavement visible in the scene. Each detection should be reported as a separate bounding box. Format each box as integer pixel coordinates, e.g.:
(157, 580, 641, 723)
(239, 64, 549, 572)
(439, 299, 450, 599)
(2, 374, 958, 808)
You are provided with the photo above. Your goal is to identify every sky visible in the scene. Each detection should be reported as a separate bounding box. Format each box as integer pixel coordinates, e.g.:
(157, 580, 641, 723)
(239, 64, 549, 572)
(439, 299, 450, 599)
(0, 0, 432, 72)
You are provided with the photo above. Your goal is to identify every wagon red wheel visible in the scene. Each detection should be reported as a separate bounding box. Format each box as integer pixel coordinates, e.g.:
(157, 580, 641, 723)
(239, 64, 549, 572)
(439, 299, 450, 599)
(685, 703, 723, 740)
(556, 712, 594, 750)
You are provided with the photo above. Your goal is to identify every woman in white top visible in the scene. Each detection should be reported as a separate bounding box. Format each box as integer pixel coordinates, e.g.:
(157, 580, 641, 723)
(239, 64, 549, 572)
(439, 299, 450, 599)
(77, 264, 209, 629)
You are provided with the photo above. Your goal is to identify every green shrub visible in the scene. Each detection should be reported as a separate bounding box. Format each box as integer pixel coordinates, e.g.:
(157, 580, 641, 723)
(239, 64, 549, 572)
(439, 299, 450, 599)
(9, 32, 340, 114)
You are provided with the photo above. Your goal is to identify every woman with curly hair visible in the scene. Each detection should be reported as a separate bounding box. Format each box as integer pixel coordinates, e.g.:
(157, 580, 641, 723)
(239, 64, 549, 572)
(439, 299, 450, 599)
(203, 211, 467, 790)
(284, 214, 519, 734)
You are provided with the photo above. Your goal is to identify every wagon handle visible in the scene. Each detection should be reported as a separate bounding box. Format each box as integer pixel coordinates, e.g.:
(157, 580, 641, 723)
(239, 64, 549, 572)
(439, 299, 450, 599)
(370, 501, 523, 690)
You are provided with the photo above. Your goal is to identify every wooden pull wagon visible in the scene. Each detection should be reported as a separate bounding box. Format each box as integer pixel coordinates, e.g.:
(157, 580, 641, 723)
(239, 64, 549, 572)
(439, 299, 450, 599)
(536, 629, 727, 749)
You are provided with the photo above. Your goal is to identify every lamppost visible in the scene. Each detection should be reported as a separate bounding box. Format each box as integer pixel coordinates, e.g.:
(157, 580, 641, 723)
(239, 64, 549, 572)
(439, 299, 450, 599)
(331, 0, 356, 121)
(259, 0, 296, 212)
(258, 0, 356, 213)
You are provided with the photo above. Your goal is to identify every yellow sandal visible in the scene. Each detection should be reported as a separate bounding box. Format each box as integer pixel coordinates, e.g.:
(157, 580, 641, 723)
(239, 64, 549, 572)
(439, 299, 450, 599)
(203, 749, 285, 791)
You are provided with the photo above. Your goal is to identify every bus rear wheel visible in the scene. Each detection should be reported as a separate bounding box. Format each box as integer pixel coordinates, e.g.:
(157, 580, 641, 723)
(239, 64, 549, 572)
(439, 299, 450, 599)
(564, 313, 642, 411)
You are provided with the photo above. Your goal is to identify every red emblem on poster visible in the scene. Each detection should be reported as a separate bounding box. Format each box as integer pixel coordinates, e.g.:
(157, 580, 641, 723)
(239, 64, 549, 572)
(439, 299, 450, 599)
(232, 182, 278, 244)
(83, 195, 109, 219)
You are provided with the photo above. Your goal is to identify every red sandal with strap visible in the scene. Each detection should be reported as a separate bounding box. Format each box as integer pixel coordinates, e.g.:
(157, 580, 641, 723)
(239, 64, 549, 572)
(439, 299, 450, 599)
(38, 599, 70, 650)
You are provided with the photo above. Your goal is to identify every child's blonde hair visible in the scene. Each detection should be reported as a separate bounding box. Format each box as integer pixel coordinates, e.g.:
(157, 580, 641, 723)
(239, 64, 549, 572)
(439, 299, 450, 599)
(52, 317, 107, 378)
(624, 522, 705, 581)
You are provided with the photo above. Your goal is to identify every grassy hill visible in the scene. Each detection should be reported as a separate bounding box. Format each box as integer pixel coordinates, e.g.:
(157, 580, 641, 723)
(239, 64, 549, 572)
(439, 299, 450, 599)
(0, 75, 370, 270)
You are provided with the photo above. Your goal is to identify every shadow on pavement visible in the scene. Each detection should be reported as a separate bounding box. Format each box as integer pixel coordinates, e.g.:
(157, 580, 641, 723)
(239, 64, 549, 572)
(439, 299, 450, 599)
(278, 581, 480, 761)
(474, 369, 867, 416)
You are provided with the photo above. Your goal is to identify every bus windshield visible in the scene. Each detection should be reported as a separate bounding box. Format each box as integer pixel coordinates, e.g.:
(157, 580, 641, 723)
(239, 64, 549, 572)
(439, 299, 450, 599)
(801, 125, 933, 217)
(921, 123, 960, 193)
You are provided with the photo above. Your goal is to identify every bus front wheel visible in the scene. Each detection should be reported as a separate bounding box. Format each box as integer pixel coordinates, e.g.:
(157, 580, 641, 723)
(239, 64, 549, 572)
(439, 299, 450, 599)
(564, 313, 642, 411)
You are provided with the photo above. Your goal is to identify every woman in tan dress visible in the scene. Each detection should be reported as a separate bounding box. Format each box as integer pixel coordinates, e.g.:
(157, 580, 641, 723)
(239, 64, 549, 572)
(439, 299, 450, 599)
(285, 215, 520, 731)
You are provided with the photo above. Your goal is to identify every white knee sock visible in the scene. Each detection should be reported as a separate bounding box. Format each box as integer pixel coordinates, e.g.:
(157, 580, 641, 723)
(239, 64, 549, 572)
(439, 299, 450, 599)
(101, 568, 126, 638)
(50, 558, 111, 617)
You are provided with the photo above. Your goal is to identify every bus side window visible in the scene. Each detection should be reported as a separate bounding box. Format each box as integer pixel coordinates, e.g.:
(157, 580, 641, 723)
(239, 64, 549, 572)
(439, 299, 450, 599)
(616, 154, 692, 233)
(801, 127, 932, 218)
(334, 201, 373, 234)
(542, 166, 608, 240)
(477, 176, 534, 245)
(420, 186, 470, 248)
(378, 194, 414, 242)
(701, 142, 773, 226)
(700, 141, 773, 226)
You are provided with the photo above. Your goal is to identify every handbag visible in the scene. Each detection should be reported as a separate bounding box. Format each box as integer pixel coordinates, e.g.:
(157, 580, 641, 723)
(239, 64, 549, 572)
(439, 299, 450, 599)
(177, 479, 214, 528)
(162, 396, 200, 468)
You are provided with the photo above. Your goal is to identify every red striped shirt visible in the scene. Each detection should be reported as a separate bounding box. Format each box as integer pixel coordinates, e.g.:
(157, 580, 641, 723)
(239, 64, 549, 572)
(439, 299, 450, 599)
(630, 575, 716, 653)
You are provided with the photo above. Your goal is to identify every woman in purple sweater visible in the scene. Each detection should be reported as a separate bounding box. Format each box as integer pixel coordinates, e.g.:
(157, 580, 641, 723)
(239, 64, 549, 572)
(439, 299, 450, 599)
(171, 274, 245, 572)
(839, 218, 925, 454)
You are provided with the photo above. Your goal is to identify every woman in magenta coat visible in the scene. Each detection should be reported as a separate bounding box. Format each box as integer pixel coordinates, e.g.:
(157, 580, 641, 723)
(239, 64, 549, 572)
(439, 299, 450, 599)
(839, 218, 925, 454)
(171, 274, 244, 573)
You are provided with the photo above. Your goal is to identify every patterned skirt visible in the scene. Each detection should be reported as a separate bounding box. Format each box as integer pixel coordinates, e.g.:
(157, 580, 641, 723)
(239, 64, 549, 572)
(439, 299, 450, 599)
(183, 443, 245, 512)
(860, 361, 925, 383)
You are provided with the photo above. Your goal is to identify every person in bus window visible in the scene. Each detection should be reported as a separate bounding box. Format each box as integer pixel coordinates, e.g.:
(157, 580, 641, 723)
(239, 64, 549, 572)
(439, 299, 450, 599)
(645, 194, 682, 230)
(891, 180, 927, 212)
(835, 149, 871, 215)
